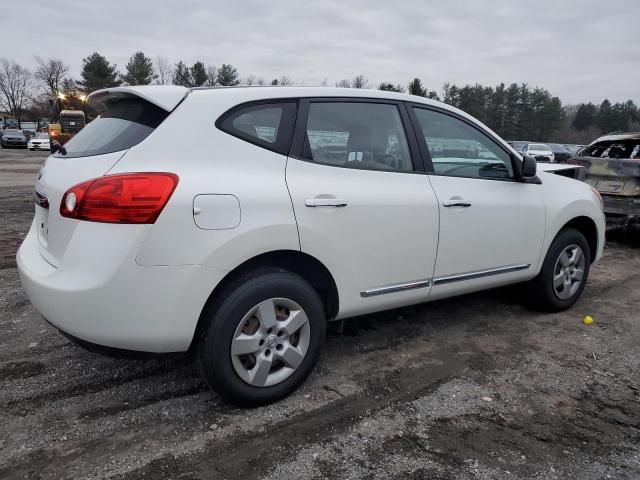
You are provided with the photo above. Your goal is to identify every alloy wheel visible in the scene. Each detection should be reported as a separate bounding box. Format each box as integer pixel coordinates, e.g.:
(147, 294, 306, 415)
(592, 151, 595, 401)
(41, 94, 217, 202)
(552, 244, 586, 300)
(230, 298, 311, 387)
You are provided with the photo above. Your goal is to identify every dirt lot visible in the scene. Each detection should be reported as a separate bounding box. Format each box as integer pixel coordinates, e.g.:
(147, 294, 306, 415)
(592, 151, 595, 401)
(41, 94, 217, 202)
(1, 149, 640, 479)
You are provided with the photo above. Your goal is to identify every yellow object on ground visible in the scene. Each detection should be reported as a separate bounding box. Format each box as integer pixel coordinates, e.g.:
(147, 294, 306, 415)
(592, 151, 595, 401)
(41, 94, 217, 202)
(583, 315, 594, 325)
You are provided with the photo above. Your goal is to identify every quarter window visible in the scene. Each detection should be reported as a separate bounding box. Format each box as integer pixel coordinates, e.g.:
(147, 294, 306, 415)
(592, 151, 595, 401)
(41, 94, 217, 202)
(413, 108, 514, 180)
(218, 102, 297, 155)
(302, 102, 413, 172)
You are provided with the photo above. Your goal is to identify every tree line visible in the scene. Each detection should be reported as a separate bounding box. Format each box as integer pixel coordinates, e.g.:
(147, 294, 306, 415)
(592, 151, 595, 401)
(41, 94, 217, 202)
(0, 51, 638, 143)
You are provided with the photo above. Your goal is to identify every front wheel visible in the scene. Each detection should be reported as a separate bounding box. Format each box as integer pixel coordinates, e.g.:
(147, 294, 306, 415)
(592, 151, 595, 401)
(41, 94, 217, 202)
(528, 228, 591, 311)
(197, 269, 326, 407)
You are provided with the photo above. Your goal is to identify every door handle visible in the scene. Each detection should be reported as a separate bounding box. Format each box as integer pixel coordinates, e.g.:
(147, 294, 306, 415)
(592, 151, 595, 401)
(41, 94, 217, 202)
(305, 198, 348, 207)
(443, 199, 472, 207)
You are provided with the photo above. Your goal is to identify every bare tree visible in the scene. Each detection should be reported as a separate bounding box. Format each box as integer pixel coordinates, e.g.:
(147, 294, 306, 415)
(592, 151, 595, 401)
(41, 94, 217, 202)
(205, 66, 217, 86)
(33, 57, 68, 96)
(154, 56, 173, 85)
(335, 79, 351, 88)
(278, 76, 294, 86)
(0, 59, 31, 124)
(320, 78, 328, 87)
(351, 74, 369, 89)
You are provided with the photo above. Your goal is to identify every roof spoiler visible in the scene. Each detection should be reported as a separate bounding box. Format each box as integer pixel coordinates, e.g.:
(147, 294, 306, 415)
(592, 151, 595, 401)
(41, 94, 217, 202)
(87, 86, 190, 113)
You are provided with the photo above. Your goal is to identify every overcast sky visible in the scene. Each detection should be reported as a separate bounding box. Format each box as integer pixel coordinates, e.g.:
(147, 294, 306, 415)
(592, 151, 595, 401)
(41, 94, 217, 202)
(6, 0, 639, 104)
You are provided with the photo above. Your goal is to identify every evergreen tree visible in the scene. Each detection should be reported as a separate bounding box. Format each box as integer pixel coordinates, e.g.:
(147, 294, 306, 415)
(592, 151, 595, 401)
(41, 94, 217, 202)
(172, 61, 192, 87)
(408, 78, 427, 97)
(572, 103, 597, 131)
(216, 64, 240, 86)
(596, 99, 613, 132)
(190, 61, 207, 87)
(378, 82, 404, 93)
(76, 52, 121, 92)
(122, 51, 156, 86)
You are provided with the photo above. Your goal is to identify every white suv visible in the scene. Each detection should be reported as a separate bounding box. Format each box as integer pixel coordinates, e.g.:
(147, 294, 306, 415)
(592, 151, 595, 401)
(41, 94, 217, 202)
(17, 86, 605, 406)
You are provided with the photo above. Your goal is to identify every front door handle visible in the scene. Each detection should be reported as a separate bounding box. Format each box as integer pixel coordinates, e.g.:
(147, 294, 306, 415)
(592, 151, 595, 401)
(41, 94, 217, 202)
(305, 198, 348, 207)
(443, 199, 472, 207)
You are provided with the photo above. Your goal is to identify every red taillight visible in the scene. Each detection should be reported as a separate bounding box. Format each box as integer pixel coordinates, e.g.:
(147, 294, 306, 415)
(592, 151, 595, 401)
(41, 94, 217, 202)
(60, 173, 179, 224)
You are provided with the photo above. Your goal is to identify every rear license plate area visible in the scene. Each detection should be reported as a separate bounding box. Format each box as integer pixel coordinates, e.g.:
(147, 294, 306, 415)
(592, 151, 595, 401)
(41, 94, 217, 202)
(596, 180, 625, 194)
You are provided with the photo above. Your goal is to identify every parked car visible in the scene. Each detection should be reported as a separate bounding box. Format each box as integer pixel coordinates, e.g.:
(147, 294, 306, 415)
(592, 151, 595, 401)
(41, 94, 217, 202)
(523, 143, 555, 162)
(27, 132, 51, 151)
(547, 143, 571, 163)
(564, 144, 586, 156)
(0, 129, 27, 148)
(569, 132, 640, 231)
(507, 141, 529, 154)
(17, 86, 605, 406)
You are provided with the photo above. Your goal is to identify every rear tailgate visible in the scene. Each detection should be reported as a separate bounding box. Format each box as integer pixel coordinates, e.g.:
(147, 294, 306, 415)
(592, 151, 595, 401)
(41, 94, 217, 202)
(33, 86, 188, 267)
(572, 157, 640, 196)
(34, 152, 128, 266)
(571, 157, 640, 218)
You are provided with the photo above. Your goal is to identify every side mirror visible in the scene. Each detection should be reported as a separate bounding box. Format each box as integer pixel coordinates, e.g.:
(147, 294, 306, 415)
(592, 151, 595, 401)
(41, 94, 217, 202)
(50, 140, 66, 156)
(522, 155, 537, 179)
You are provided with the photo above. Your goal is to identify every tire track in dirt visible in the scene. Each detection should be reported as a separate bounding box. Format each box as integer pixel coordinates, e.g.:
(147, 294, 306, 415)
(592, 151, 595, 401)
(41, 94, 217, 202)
(110, 343, 484, 480)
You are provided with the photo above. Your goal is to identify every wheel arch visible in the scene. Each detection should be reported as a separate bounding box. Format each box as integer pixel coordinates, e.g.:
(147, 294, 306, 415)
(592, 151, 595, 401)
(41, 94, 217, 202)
(557, 215, 598, 264)
(189, 250, 339, 350)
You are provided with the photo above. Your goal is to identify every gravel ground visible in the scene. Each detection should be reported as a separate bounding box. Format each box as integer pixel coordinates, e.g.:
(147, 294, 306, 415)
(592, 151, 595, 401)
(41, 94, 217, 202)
(1, 150, 640, 479)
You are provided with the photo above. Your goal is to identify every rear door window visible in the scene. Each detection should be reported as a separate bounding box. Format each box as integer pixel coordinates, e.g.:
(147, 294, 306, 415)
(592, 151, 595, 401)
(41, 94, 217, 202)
(301, 102, 414, 172)
(56, 96, 168, 159)
(217, 101, 297, 155)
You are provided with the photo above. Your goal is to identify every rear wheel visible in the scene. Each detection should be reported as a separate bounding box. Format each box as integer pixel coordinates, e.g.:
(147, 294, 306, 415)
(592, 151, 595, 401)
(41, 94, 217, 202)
(197, 269, 326, 407)
(528, 228, 591, 311)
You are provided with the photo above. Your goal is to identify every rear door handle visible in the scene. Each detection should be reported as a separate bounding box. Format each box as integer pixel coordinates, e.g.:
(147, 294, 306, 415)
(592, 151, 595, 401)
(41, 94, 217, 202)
(443, 199, 472, 207)
(305, 198, 348, 207)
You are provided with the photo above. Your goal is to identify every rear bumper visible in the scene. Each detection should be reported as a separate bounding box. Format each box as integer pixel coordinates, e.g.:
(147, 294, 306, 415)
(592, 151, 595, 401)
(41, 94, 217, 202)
(602, 195, 640, 229)
(17, 220, 226, 352)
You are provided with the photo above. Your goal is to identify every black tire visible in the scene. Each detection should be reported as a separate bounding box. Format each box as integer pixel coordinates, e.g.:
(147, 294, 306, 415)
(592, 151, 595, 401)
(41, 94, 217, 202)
(527, 228, 591, 312)
(197, 268, 326, 407)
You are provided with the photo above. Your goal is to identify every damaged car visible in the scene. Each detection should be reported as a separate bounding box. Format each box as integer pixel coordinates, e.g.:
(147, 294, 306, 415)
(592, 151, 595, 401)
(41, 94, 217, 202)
(569, 132, 640, 231)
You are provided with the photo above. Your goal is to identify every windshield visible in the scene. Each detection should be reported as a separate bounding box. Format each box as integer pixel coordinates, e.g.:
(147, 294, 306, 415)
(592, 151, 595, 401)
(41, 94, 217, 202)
(3, 129, 21, 134)
(56, 96, 168, 159)
(35, 133, 49, 138)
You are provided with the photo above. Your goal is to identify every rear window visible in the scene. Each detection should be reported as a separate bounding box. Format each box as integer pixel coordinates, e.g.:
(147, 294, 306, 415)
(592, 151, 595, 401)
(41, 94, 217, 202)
(529, 144, 549, 150)
(548, 144, 566, 151)
(56, 97, 168, 159)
